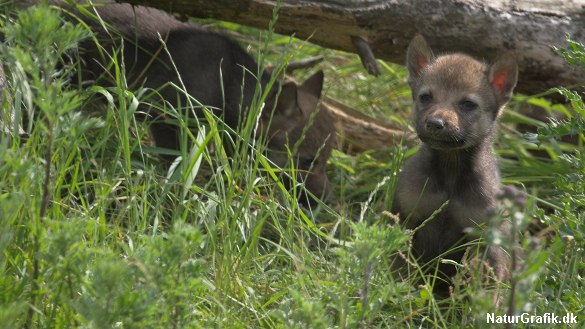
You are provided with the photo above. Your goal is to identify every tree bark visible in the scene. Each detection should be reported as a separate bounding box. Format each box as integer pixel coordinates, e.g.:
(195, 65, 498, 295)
(113, 0, 585, 96)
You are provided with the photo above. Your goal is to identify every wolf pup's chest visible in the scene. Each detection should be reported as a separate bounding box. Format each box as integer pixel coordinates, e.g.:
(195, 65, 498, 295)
(396, 159, 495, 230)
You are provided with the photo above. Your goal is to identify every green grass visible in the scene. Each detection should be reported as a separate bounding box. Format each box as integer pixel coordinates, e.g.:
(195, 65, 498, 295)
(0, 3, 583, 328)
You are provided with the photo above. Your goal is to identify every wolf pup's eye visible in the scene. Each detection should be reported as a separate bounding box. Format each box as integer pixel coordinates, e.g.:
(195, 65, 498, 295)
(299, 158, 315, 169)
(419, 93, 433, 104)
(460, 100, 478, 111)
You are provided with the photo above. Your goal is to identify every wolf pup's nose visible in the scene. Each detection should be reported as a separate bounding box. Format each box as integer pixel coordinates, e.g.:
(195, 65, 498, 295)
(425, 117, 445, 131)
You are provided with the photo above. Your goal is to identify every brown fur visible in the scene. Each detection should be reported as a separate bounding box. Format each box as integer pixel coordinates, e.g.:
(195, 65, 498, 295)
(393, 35, 518, 295)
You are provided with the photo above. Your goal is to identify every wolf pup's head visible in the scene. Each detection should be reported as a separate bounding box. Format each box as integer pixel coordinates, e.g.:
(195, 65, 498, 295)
(406, 35, 518, 151)
(263, 70, 334, 204)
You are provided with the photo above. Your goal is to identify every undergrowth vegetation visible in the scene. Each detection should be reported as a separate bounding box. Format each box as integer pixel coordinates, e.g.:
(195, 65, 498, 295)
(0, 2, 583, 328)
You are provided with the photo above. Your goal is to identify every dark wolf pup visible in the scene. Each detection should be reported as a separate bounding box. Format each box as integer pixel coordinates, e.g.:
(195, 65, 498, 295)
(59, 2, 335, 203)
(392, 35, 518, 294)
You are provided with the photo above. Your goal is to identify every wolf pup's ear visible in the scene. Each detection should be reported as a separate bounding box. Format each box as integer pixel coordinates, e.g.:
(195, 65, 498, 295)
(406, 34, 434, 80)
(297, 70, 324, 116)
(300, 70, 324, 96)
(270, 70, 324, 121)
(273, 81, 300, 118)
(489, 54, 518, 106)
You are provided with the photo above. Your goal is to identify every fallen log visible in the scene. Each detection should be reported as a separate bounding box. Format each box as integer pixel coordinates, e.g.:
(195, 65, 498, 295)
(113, 0, 585, 96)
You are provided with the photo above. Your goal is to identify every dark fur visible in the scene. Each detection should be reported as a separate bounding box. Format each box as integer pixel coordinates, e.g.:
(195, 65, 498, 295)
(393, 35, 518, 294)
(59, 2, 334, 202)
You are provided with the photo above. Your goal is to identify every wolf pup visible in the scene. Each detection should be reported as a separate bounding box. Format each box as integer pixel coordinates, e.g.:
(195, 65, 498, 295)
(63, 2, 334, 203)
(392, 35, 518, 294)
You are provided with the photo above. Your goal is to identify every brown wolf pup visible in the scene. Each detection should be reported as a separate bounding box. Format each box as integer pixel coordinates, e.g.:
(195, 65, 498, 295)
(392, 35, 518, 295)
(61, 2, 334, 203)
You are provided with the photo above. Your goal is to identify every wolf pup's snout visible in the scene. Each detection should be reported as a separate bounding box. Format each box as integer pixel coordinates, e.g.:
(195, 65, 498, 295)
(425, 117, 445, 132)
